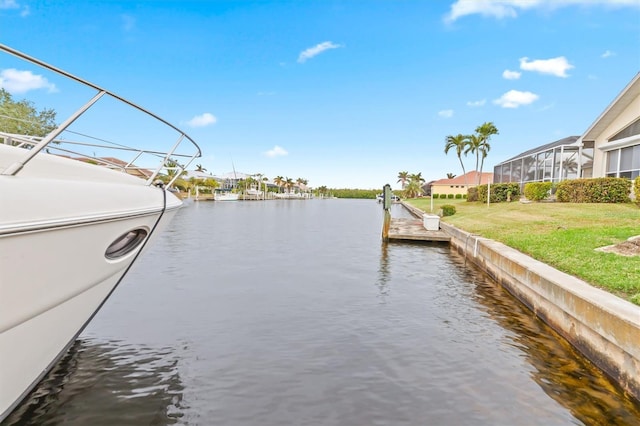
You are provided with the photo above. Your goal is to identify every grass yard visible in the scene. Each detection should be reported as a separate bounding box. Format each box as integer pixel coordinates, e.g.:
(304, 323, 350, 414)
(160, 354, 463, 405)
(405, 197, 640, 304)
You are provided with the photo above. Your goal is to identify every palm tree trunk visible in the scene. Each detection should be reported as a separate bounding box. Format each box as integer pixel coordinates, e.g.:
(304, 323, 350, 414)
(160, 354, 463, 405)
(459, 157, 468, 188)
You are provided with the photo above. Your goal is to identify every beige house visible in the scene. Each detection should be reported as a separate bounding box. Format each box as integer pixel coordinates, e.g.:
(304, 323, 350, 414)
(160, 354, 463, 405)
(431, 171, 493, 197)
(582, 72, 640, 180)
(493, 72, 640, 187)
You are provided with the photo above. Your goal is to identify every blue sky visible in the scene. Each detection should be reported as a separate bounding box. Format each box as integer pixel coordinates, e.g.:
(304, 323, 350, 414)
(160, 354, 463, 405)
(2, 0, 639, 189)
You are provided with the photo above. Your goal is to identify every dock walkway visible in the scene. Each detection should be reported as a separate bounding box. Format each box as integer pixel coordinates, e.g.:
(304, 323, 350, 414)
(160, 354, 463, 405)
(388, 217, 450, 243)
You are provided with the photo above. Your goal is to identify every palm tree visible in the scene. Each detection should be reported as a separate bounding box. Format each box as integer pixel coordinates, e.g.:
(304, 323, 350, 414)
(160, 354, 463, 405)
(403, 173, 425, 198)
(296, 177, 309, 195)
(195, 164, 207, 172)
(444, 134, 470, 188)
(404, 180, 422, 199)
(274, 176, 284, 193)
(475, 121, 499, 184)
(465, 133, 482, 185)
(446, 173, 456, 179)
(397, 171, 409, 189)
(409, 172, 425, 185)
(284, 177, 294, 194)
(285, 177, 294, 194)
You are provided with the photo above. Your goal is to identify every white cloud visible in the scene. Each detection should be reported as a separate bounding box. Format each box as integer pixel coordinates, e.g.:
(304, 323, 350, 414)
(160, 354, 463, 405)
(601, 50, 616, 58)
(519, 56, 574, 77)
(493, 90, 539, 108)
(0, 0, 29, 16)
(265, 145, 288, 158)
(186, 112, 217, 127)
(467, 99, 486, 107)
(502, 69, 521, 80)
(298, 41, 343, 63)
(444, 0, 640, 23)
(438, 109, 454, 118)
(0, 0, 19, 9)
(0, 68, 57, 94)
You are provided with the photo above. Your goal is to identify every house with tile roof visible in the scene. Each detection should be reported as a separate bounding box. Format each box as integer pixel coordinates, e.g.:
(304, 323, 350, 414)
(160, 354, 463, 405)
(430, 171, 493, 197)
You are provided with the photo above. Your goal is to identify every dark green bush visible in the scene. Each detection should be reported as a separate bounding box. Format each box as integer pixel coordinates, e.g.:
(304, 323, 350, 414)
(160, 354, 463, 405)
(467, 186, 478, 202)
(524, 182, 553, 201)
(634, 177, 640, 205)
(441, 204, 456, 216)
(556, 178, 631, 203)
(447, 193, 454, 199)
(477, 183, 520, 203)
(455, 193, 462, 199)
(439, 193, 447, 199)
(432, 193, 439, 199)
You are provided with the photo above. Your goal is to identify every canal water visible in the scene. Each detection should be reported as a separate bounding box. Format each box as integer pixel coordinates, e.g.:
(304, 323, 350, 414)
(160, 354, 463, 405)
(5, 199, 640, 425)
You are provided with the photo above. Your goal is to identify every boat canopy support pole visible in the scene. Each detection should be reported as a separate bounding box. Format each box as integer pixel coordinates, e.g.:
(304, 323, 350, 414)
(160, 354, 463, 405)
(1, 91, 107, 176)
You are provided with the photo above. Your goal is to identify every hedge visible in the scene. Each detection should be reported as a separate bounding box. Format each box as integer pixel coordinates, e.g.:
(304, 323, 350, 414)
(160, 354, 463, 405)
(634, 177, 640, 205)
(555, 177, 631, 203)
(467, 187, 478, 202)
(524, 182, 553, 201)
(477, 183, 520, 203)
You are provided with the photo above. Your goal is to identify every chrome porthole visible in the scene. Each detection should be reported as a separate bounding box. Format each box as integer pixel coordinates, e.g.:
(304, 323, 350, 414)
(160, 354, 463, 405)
(105, 228, 148, 260)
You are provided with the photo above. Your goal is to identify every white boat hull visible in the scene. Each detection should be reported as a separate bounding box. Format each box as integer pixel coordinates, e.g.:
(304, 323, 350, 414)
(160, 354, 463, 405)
(0, 43, 201, 422)
(0, 177, 181, 420)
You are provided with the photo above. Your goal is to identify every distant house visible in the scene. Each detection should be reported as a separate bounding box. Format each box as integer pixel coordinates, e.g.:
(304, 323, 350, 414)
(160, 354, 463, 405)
(430, 171, 493, 197)
(101, 157, 154, 179)
(421, 180, 436, 196)
(73, 156, 154, 179)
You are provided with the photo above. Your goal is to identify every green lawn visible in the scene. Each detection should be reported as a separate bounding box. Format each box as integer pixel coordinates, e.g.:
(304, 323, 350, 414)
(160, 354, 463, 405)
(405, 198, 640, 304)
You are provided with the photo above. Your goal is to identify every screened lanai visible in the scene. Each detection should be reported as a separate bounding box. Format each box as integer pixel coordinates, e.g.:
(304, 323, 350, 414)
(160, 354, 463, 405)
(493, 136, 595, 188)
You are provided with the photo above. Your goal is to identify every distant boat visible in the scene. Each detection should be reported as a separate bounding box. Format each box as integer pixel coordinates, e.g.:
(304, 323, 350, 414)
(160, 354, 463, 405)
(214, 191, 240, 201)
(0, 43, 201, 422)
(274, 192, 308, 199)
(376, 193, 400, 203)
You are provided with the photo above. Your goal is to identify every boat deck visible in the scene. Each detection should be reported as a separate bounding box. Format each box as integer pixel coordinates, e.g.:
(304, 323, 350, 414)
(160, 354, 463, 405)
(388, 218, 450, 243)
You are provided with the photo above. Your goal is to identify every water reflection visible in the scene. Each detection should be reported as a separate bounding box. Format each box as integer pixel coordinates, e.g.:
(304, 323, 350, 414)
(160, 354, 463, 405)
(376, 242, 390, 299)
(4, 339, 184, 426)
(8, 200, 639, 425)
(448, 252, 640, 425)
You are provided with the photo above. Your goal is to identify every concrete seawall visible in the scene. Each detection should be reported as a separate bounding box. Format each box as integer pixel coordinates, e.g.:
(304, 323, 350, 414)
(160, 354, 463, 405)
(400, 202, 640, 400)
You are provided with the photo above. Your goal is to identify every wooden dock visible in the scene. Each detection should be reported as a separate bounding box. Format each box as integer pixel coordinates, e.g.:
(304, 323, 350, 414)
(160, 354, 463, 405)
(388, 217, 450, 243)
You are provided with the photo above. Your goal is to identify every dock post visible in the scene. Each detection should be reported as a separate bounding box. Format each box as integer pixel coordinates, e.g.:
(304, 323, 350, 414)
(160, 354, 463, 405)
(381, 184, 392, 242)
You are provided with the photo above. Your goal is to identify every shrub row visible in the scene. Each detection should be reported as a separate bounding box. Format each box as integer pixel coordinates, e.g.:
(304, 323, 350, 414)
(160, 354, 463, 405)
(555, 177, 631, 203)
(634, 176, 640, 205)
(477, 183, 520, 203)
(523, 182, 553, 201)
(431, 193, 467, 199)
